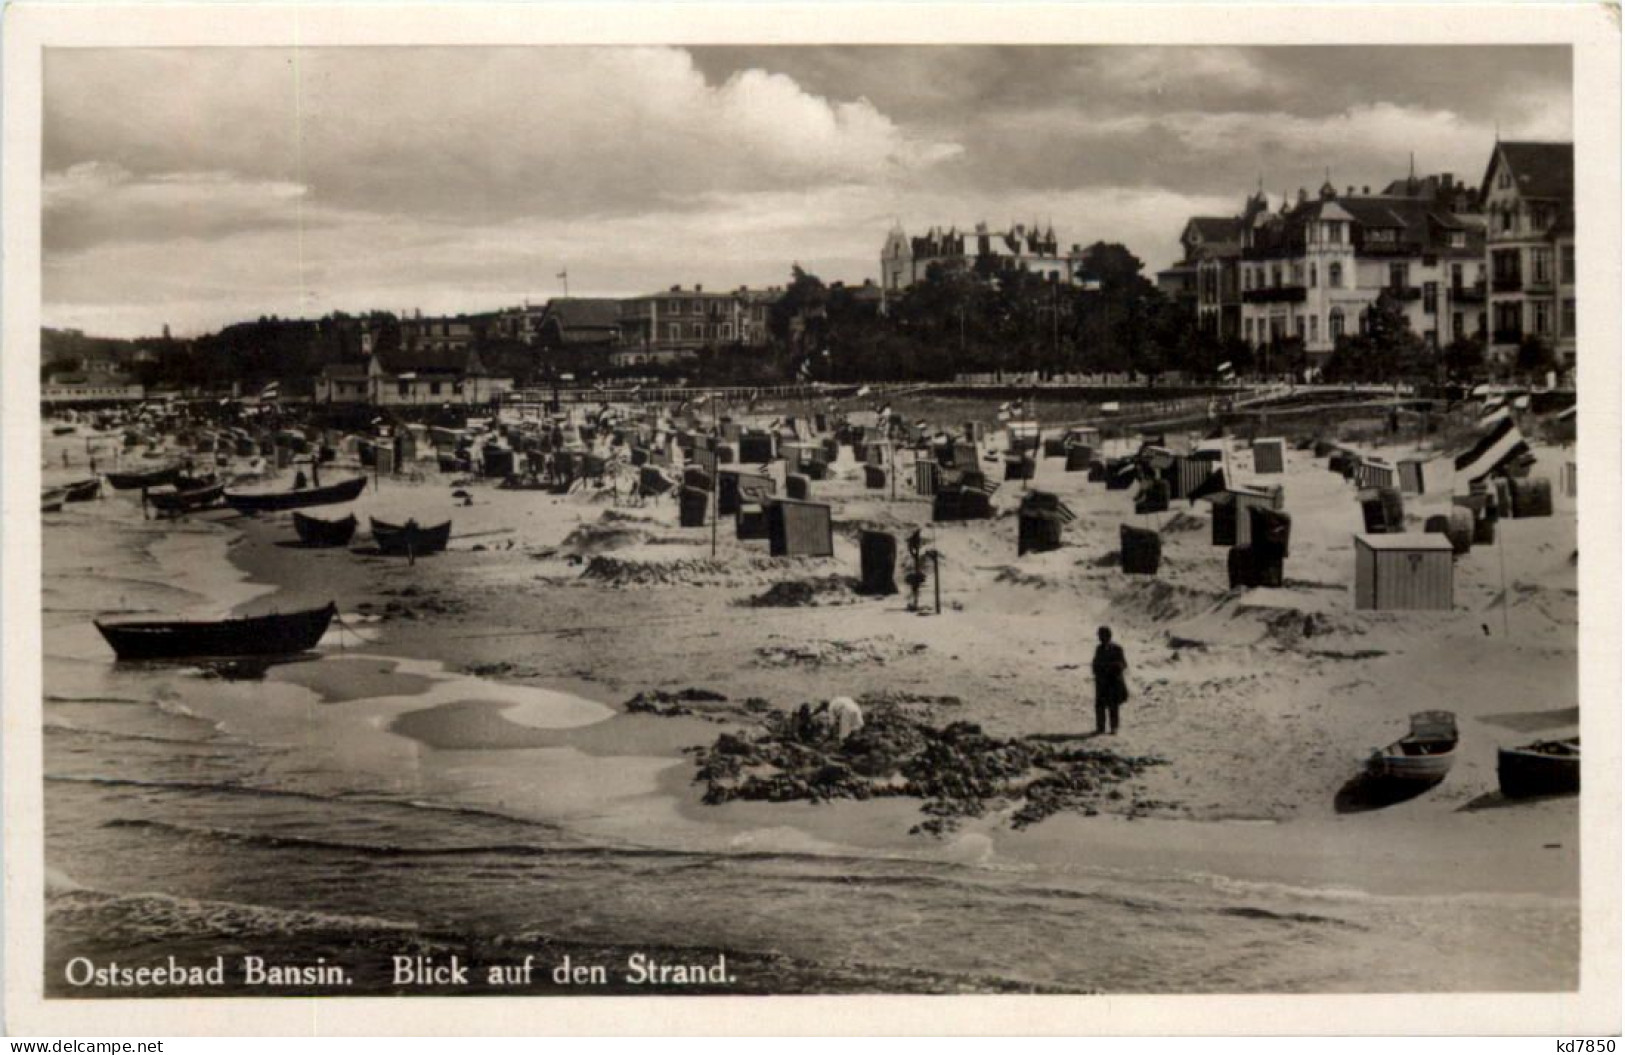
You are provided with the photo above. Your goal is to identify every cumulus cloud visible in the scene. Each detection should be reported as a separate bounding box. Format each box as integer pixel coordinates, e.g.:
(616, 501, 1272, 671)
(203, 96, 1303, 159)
(39, 44, 1572, 337)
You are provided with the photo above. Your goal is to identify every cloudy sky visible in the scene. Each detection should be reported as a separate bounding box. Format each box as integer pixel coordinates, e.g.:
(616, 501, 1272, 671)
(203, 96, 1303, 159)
(43, 45, 1570, 338)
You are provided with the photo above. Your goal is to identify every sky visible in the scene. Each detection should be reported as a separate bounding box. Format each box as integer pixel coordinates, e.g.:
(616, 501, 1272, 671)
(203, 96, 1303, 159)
(42, 45, 1572, 338)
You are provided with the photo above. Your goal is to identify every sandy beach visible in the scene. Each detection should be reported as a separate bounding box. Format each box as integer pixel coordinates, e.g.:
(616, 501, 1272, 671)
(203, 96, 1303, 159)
(37, 407, 1581, 995)
(212, 417, 1580, 899)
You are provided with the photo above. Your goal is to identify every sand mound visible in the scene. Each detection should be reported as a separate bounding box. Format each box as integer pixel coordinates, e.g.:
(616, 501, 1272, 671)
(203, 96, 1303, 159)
(993, 566, 1053, 589)
(754, 636, 929, 668)
(579, 554, 835, 588)
(1108, 579, 1228, 624)
(558, 522, 652, 555)
(1159, 511, 1207, 534)
(740, 576, 861, 608)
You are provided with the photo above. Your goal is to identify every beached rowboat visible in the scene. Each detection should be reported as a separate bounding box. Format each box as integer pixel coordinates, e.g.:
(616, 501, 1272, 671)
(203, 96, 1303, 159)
(1367, 710, 1458, 783)
(1497, 737, 1579, 798)
(224, 474, 368, 514)
(370, 517, 452, 556)
(106, 466, 181, 491)
(293, 511, 359, 547)
(95, 602, 338, 660)
(147, 481, 226, 515)
(42, 489, 66, 513)
(62, 478, 102, 503)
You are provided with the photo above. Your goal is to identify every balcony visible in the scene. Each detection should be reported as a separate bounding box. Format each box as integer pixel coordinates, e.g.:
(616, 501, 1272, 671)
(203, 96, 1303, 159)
(1492, 275, 1523, 293)
(1492, 328, 1524, 346)
(1242, 285, 1307, 304)
(1451, 284, 1488, 304)
(1524, 276, 1555, 293)
(1383, 286, 1423, 302)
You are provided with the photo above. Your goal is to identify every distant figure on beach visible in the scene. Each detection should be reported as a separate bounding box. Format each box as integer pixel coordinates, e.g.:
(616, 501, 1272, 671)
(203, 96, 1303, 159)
(1092, 627, 1129, 735)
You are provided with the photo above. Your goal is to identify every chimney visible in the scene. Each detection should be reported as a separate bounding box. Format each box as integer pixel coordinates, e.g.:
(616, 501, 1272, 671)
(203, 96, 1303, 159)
(1297, 187, 1308, 204)
(1348, 186, 1356, 196)
(695, 284, 703, 293)
(1362, 186, 1370, 195)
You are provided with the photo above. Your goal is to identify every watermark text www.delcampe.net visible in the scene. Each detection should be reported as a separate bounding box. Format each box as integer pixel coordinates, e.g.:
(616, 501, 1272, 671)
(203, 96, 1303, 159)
(11, 1043, 163, 1053)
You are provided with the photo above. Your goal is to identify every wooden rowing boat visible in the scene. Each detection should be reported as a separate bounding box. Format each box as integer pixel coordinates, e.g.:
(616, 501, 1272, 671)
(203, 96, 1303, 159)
(292, 511, 359, 547)
(95, 602, 338, 661)
(224, 474, 368, 513)
(1497, 737, 1579, 798)
(1367, 710, 1458, 783)
(62, 478, 102, 502)
(370, 517, 452, 556)
(107, 466, 181, 491)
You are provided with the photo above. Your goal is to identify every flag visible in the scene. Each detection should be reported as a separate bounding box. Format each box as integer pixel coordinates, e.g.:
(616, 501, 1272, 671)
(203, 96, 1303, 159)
(1454, 415, 1531, 483)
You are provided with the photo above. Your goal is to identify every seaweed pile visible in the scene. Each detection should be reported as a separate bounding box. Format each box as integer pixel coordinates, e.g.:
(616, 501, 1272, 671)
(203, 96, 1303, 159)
(688, 702, 1168, 835)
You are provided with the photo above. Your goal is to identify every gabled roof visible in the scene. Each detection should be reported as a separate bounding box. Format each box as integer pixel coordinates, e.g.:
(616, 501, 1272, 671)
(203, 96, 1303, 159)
(375, 347, 482, 376)
(1481, 141, 1574, 202)
(1184, 217, 1242, 243)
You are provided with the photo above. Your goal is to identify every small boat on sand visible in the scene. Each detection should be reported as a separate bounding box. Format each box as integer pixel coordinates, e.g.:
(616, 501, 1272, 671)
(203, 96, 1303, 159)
(147, 481, 226, 516)
(370, 517, 452, 557)
(95, 602, 338, 661)
(1497, 737, 1580, 798)
(224, 474, 368, 514)
(42, 489, 66, 513)
(107, 466, 181, 491)
(1367, 710, 1458, 784)
(293, 511, 359, 547)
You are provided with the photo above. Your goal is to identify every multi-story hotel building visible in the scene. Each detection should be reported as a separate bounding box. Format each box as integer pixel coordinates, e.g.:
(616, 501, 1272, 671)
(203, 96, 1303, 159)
(1234, 175, 1486, 369)
(1480, 141, 1575, 367)
(614, 285, 778, 365)
(880, 222, 1081, 295)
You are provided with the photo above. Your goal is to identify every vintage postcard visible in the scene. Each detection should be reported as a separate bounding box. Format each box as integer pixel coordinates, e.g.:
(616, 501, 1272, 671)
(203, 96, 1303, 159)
(3, 2, 1619, 1037)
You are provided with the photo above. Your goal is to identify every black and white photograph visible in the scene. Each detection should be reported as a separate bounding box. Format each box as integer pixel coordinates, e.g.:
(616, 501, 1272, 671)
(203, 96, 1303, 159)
(3, 3, 1619, 1037)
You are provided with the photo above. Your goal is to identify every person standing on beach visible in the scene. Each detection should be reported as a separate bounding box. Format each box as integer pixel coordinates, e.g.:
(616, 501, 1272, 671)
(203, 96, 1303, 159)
(1092, 626, 1129, 735)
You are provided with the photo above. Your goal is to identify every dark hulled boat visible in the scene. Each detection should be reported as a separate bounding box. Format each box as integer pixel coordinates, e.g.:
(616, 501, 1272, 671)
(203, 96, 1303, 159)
(107, 466, 181, 491)
(63, 478, 102, 502)
(293, 511, 359, 547)
(224, 474, 368, 514)
(95, 602, 338, 661)
(147, 481, 226, 515)
(1497, 737, 1580, 798)
(370, 517, 452, 556)
(42, 489, 65, 513)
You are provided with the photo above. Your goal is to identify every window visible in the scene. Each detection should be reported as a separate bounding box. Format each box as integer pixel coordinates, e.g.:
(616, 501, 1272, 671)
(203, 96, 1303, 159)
(398, 381, 411, 397)
(1451, 263, 1464, 291)
(1478, 313, 1487, 335)
(1493, 249, 1522, 285)
(1497, 166, 1511, 189)
(1448, 231, 1466, 248)
(720, 325, 733, 340)
(1329, 307, 1345, 340)
(667, 300, 681, 315)
(1309, 263, 1317, 288)
(1291, 264, 1303, 286)
(1533, 302, 1551, 335)
(1244, 318, 1254, 342)
(1271, 265, 1282, 288)
(1309, 315, 1319, 342)
(666, 323, 681, 340)
(1242, 268, 1252, 291)
(690, 324, 703, 339)
(1423, 282, 1437, 315)
(693, 301, 705, 316)
(1389, 262, 1409, 290)
(1562, 298, 1576, 337)
(429, 381, 442, 396)
(1532, 248, 1553, 285)
(1452, 312, 1464, 338)
(1499, 207, 1513, 233)
(1294, 315, 1303, 335)
(1328, 262, 1342, 288)
(1561, 244, 1576, 284)
(1495, 302, 1522, 336)
(1425, 330, 1437, 349)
